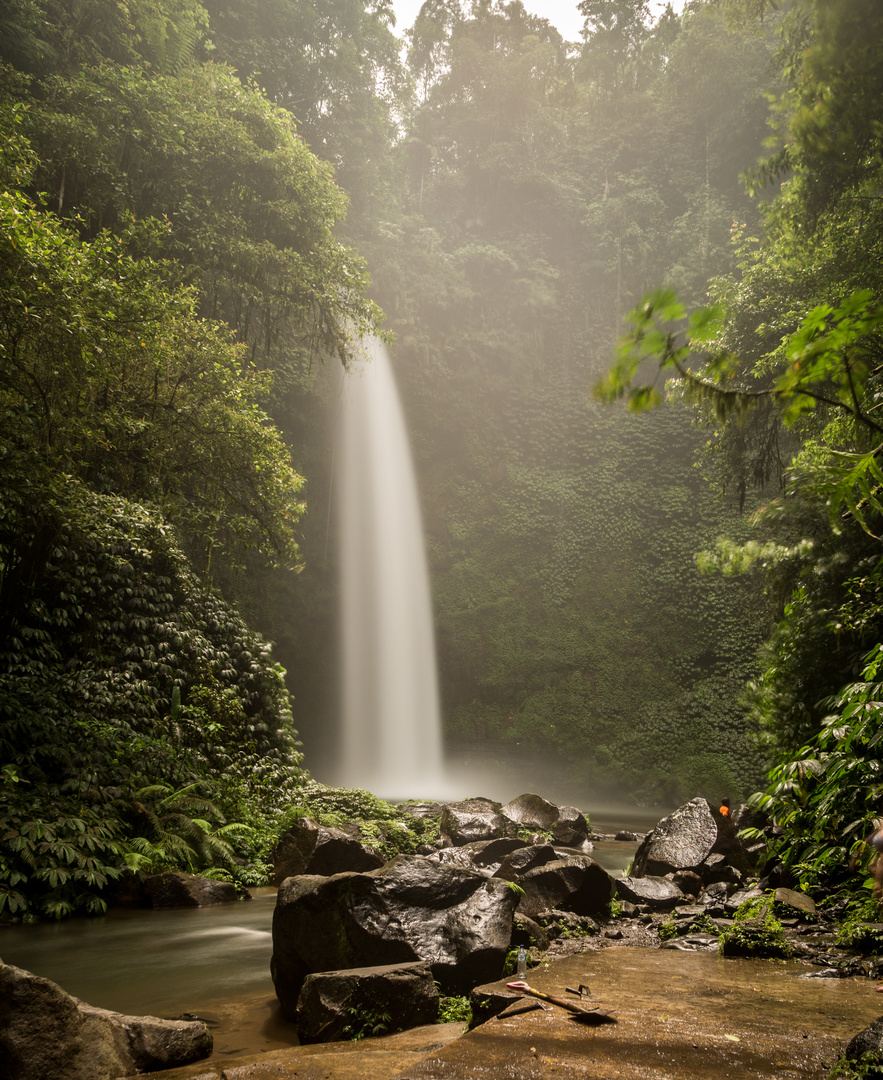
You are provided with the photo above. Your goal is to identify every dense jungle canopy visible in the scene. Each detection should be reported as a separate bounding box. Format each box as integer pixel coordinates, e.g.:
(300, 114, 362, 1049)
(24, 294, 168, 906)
(2, 0, 883, 919)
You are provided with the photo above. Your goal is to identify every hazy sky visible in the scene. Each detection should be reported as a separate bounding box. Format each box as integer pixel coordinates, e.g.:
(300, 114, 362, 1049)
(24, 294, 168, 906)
(390, 0, 687, 43)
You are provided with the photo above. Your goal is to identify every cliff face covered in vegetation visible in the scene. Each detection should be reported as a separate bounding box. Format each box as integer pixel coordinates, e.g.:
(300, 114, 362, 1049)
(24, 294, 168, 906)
(3, 0, 883, 918)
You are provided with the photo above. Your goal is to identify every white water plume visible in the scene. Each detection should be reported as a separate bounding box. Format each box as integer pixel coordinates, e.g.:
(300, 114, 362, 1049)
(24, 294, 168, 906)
(335, 338, 449, 800)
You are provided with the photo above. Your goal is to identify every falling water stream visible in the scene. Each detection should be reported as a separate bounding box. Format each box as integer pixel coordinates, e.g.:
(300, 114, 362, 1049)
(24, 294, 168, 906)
(335, 338, 448, 798)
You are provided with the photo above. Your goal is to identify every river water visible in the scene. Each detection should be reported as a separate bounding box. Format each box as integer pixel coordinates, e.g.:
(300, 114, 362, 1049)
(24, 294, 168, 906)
(0, 841, 640, 1055)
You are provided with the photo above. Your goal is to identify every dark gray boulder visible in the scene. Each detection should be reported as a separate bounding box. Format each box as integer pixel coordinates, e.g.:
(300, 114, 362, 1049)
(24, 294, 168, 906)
(699, 852, 743, 885)
(142, 872, 244, 909)
(271, 854, 519, 1015)
(471, 838, 528, 866)
(632, 798, 718, 877)
(296, 962, 438, 1044)
(845, 1016, 883, 1066)
(617, 875, 685, 910)
(501, 793, 560, 831)
(0, 962, 211, 1080)
(494, 844, 559, 881)
(517, 856, 615, 919)
(428, 845, 492, 870)
(697, 880, 730, 912)
(272, 817, 384, 884)
(440, 801, 512, 846)
(670, 870, 704, 898)
(551, 805, 591, 847)
(511, 913, 551, 950)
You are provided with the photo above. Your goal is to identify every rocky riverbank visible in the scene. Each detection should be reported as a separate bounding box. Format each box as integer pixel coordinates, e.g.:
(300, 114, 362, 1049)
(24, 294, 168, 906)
(4, 791, 883, 1079)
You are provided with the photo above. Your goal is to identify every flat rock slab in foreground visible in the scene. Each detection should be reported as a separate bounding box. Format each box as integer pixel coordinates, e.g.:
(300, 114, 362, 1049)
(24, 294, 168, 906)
(139, 948, 883, 1080)
(407, 948, 883, 1079)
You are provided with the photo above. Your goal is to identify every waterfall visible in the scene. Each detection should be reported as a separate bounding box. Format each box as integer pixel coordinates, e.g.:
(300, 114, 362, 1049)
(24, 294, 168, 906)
(335, 338, 448, 799)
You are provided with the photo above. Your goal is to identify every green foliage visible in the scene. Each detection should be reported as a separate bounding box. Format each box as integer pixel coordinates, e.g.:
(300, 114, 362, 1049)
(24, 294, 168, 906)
(747, 646, 883, 894)
(825, 1048, 883, 1080)
(273, 784, 439, 860)
(0, 483, 306, 916)
(836, 919, 883, 956)
(0, 136, 307, 572)
(658, 918, 679, 941)
(342, 1005, 395, 1042)
(0, 769, 124, 919)
(437, 996, 472, 1025)
(718, 895, 795, 958)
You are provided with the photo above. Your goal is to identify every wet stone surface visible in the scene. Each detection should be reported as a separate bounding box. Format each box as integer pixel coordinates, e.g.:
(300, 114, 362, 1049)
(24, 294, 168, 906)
(140, 946, 883, 1080)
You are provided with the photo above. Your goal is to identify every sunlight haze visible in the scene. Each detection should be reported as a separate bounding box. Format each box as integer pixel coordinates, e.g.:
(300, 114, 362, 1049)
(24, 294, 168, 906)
(391, 0, 687, 42)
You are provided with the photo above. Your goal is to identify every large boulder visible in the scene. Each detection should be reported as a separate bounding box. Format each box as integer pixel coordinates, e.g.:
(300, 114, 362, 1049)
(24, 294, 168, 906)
(440, 800, 512, 846)
(501, 793, 560, 831)
(517, 856, 616, 919)
(296, 962, 438, 1044)
(845, 1015, 883, 1066)
(272, 817, 384, 884)
(616, 875, 685, 911)
(500, 794, 590, 849)
(550, 806, 591, 848)
(271, 854, 519, 1015)
(0, 962, 212, 1080)
(494, 844, 559, 881)
(632, 798, 719, 877)
(142, 872, 244, 909)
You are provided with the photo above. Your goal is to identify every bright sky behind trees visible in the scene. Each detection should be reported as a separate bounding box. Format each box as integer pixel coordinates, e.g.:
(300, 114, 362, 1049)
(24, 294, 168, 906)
(390, 0, 686, 42)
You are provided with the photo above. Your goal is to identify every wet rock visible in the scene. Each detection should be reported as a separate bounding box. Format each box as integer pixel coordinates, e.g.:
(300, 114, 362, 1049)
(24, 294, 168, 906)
(845, 1015, 883, 1063)
(724, 884, 765, 916)
(501, 793, 560, 831)
(617, 875, 684, 911)
(512, 914, 551, 950)
(142, 872, 244, 909)
(272, 817, 384, 884)
(632, 798, 718, 877)
(697, 880, 730, 913)
(670, 870, 704, 898)
(295, 962, 438, 1044)
(494, 844, 559, 881)
(671, 904, 708, 919)
(271, 854, 519, 1015)
(440, 801, 512, 846)
(615, 830, 639, 842)
(550, 806, 591, 848)
(534, 909, 599, 940)
(661, 935, 718, 952)
(517, 857, 616, 919)
(774, 887, 817, 919)
(397, 802, 445, 820)
(0, 962, 211, 1080)
(471, 838, 528, 866)
(699, 853, 742, 886)
(469, 983, 522, 1026)
(429, 845, 494, 871)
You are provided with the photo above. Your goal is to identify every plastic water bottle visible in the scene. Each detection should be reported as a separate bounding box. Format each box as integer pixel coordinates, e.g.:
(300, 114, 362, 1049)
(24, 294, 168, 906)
(516, 946, 528, 979)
